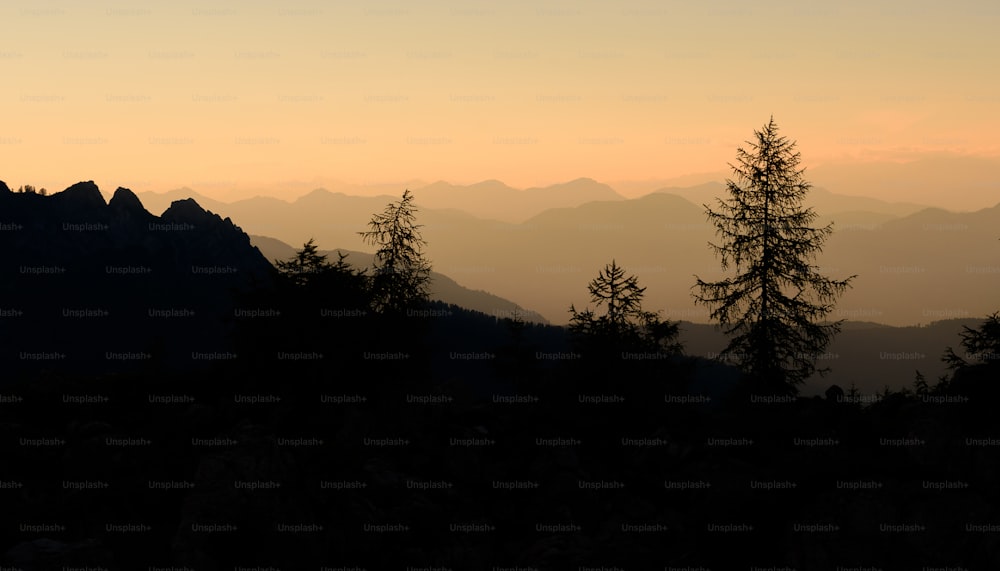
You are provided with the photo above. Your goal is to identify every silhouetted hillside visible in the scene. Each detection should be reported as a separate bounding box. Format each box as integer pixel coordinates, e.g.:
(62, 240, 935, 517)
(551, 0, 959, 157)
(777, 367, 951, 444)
(678, 318, 988, 396)
(249, 235, 549, 324)
(0, 181, 272, 379)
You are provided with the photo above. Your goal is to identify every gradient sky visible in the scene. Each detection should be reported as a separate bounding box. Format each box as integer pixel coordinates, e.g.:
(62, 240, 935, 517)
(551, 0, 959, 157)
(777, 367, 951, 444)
(3, 0, 998, 204)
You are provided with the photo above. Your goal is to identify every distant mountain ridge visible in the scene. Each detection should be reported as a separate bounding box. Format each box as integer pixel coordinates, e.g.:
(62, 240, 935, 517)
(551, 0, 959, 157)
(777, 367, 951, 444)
(651, 181, 928, 218)
(610, 155, 1000, 211)
(137, 177, 625, 224)
(133, 180, 999, 327)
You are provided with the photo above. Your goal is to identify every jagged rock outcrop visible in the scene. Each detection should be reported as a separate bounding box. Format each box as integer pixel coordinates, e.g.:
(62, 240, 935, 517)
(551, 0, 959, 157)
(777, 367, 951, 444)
(48, 180, 107, 213)
(0, 180, 275, 378)
(108, 186, 150, 217)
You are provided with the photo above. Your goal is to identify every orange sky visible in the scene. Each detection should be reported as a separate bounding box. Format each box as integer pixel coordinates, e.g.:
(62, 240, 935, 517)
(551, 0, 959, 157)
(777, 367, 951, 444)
(3, 0, 998, 205)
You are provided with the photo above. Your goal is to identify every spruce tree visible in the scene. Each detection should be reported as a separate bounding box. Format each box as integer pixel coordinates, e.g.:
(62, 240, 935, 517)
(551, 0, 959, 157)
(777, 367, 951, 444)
(570, 260, 681, 355)
(359, 190, 432, 315)
(693, 117, 854, 395)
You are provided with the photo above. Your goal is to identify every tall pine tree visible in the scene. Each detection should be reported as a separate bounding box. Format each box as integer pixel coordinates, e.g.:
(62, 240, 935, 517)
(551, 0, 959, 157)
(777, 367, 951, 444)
(693, 117, 854, 396)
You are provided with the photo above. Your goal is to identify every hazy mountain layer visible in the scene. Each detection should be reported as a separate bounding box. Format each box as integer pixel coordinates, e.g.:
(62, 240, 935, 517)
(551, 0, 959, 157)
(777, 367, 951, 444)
(137, 183, 999, 327)
(137, 177, 625, 225)
(250, 234, 548, 323)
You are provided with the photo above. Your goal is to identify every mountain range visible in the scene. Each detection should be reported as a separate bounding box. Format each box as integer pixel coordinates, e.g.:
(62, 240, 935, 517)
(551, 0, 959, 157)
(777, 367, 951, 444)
(134, 177, 624, 226)
(136, 179, 1000, 328)
(5, 179, 996, 396)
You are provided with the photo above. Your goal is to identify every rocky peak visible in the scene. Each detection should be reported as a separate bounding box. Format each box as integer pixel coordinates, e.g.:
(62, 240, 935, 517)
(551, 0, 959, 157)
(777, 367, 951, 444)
(52, 180, 107, 209)
(108, 187, 149, 215)
(161, 198, 216, 225)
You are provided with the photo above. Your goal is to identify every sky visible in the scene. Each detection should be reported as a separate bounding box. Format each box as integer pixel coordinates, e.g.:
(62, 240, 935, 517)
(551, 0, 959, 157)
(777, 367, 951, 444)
(3, 0, 999, 205)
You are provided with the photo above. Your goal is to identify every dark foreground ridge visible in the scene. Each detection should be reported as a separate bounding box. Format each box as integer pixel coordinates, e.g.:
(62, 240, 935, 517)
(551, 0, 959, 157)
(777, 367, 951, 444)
(1, 181, 999, 568)
(0, 181, 273, 378)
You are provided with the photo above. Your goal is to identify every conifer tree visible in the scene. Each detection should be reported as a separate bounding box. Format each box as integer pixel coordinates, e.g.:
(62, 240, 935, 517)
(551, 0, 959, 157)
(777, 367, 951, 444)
(570, 260, 681, 354)
(359, 190, 432, 315)
(693, 117, 855, 395)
